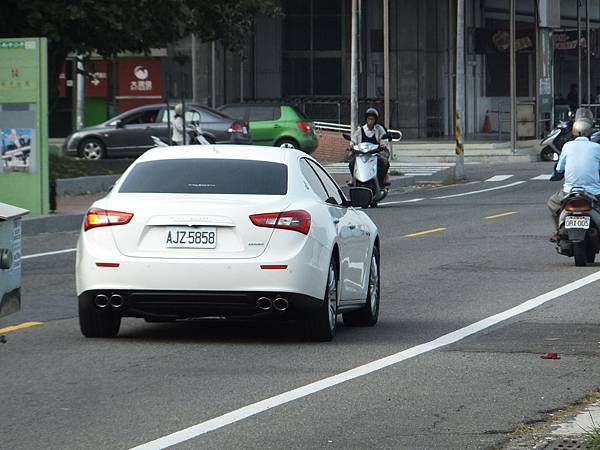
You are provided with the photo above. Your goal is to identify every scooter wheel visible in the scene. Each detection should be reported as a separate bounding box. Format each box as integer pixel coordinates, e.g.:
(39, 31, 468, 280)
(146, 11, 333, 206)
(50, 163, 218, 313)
(540, 146, 555, 161)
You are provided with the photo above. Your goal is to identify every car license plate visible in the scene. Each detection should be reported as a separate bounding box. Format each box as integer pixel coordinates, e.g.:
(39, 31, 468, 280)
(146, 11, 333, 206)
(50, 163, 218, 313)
(565, 216, 590, 229)
(165, 227, 217, 248)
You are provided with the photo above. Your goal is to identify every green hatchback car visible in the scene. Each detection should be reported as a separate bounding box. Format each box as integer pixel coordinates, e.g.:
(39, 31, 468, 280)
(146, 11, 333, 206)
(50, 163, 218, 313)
(218, 103, 318, 154)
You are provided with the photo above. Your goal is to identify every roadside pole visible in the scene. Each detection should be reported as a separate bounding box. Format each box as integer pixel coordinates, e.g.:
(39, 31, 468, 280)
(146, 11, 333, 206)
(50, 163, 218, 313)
(383, 0, 390, 130)
(75, 56, 85, 130)
(510, 0, 516, 153)
(350, 0, 359, 134)
(454, 0, 465, 180)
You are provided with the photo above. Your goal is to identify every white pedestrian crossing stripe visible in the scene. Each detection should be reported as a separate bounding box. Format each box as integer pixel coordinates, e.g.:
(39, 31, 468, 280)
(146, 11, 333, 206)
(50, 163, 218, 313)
(531, 174, 552, 180)
(485, 175, 513, 182)
(325, 162, 453, 176)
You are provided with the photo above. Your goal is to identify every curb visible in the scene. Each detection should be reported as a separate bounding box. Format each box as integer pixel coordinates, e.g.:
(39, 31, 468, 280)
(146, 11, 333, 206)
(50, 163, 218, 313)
(56, 175, 120, 196)
(22, 213, 84, 236)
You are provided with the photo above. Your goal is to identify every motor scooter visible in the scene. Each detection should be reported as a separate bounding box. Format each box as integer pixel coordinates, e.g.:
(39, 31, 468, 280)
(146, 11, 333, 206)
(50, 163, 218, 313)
(554, 187, 600, 266)
(150, 122, 211, 147)
(540, 118, 573, 161)
(342, 133, 391, 207)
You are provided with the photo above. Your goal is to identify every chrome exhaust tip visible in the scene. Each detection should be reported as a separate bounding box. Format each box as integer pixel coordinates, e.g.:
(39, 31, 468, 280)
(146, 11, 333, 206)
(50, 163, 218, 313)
(257, 297, 273, 311)
(273, 297, 289, 312)
(94, 294, 109, 308)
(109, 294, 125, 308)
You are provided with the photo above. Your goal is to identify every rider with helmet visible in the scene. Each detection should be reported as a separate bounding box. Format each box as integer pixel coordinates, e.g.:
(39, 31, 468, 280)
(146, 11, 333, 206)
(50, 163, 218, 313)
(349, 108, 391, 186)
(547, 107, 600, 240)
(171, 103, 186, 145)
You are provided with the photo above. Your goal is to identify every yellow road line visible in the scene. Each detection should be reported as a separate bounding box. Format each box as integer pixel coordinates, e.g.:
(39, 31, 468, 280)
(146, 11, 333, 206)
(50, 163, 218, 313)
(0, 321, 44, 334)
(403, 227, 447, 238)
(484, 211, 518, 220)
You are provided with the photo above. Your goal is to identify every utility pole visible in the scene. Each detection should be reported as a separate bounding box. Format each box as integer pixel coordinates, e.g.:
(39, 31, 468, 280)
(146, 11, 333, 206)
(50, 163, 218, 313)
(577, 0, 582, 108)
(454, 0, 465, 180)
(211, 41, 217, 108)
(383, 0, 390, 129)
(75, 56, 85, 130)
(351, 0, 359, 133)
(191, 34, 198, 103)
(510, 0, 516, 153)
(586, 0, 591, 106)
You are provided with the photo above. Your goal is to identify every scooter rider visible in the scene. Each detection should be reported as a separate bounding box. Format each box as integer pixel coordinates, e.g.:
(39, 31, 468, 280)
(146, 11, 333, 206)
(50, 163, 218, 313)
(348, 108, 390, 185)
(547, 107, 600, 241)
(171, 103, 186, 145)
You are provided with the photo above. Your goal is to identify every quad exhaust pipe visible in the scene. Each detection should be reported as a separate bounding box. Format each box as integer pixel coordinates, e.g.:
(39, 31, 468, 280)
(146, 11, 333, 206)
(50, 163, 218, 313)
(94, 294, 109, 308)
(273, 297, 289, 311)
(109, 294, 125, 308)
(94, 293, 125, 309)
(257, 297, 273, 311)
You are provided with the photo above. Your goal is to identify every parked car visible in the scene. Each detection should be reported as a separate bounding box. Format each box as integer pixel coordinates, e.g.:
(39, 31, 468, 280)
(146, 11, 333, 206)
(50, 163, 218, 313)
(76, 145, 380, 341)
(218, 103, 318, 154)
(63, 103, 251, 160)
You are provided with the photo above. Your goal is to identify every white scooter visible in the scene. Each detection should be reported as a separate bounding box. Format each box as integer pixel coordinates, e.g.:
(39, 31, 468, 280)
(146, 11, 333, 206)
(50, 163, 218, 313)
(342, 133, 391, 208)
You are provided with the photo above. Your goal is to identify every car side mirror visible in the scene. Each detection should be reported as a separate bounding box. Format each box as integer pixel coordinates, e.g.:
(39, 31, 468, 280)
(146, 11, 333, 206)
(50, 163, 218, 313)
(349, 187, 373, 208)
(114, 119, 124, 128)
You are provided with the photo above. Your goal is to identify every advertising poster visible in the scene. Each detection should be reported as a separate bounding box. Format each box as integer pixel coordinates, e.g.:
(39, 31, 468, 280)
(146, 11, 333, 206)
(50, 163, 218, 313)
(1, 127, 33, 173)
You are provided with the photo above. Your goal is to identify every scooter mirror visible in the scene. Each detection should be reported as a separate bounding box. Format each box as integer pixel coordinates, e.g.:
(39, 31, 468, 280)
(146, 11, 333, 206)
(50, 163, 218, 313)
(342, 133, 352, 141)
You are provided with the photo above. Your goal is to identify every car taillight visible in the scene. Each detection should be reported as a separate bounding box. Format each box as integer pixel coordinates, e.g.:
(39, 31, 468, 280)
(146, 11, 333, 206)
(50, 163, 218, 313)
(228, 122, 243, 133)
(296, 121, 312, 133)
(84, 208, 133, 231)
(564, 198, 592, 212)
(249, 210, 311, 235)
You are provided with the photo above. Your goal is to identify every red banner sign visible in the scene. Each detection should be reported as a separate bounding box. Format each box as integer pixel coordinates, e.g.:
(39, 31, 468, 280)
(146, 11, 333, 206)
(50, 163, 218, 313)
(85, 60, 108, 97)
(118, 59, 162, 97)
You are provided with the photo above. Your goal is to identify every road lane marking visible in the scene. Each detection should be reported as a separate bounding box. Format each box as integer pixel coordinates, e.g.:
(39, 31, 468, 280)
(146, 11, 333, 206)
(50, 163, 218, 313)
(0, 322, 44, 334)
(484, 211, 518, 220)
(380, 198, 424, 206)
(403, 227, 447, 238)
(130, 270, 600, 450)
(431, 181, 526, 199)
(22, 248, 76, 260)
(531, 174, 552, 180)
(485, 175, 513, 182)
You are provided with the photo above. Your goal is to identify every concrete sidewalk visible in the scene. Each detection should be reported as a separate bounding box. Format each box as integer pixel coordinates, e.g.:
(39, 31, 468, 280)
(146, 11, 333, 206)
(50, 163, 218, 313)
(503, 396, 600, 449)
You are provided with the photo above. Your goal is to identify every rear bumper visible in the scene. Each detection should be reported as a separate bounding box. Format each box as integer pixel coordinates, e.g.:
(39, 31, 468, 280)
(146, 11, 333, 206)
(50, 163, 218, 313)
(78, 289, 322, 320)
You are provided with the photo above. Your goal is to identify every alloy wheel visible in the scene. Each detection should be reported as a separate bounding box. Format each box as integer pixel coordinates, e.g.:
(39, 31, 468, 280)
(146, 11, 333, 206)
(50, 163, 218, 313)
(327, 262, 338, 332)
(83, 141, 102, 160)
(369, 254, 379, 314)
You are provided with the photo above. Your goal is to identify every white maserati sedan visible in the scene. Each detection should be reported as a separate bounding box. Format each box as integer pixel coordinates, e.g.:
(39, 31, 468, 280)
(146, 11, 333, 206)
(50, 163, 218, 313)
(76, 145, 381, 341)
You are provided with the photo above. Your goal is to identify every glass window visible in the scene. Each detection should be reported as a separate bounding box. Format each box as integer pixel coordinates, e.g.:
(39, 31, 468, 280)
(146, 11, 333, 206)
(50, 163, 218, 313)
(122, 108, 160, 125)
(313, 59, 341, 95)
(219, 106, 249, 120)
(120, 159, 288, 195)
(299, 159, 328, 201)
(306, 159, 345, 205)
(249, 106, 276, 121)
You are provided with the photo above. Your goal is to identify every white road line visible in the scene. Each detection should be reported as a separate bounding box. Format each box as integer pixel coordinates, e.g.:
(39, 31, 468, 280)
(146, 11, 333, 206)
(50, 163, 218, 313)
(129, 270, 600, 450)
(485, 175, 513, 182)
(431, 181, 526, 200)
(531, 174, 552, 180)
(21, 248, 76, 260)
(380, 198, 424, 206)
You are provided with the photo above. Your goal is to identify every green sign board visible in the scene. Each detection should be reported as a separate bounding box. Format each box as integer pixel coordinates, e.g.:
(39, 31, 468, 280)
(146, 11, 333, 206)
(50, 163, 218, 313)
(0, 38, 48, 215)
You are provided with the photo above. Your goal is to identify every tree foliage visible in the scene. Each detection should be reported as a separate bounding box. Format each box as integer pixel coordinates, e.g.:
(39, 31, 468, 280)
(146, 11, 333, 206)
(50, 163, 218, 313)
(0, 0, 280, 110)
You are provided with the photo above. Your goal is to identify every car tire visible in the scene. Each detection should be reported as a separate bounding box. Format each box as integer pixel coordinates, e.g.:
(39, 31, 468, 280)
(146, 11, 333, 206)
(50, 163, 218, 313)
(343, 246, 380, 327)
(306, 257, 339, 341)
(78, 138, 105, 160)
(78, 296, 121, 337)
(276, 138, 299, 150)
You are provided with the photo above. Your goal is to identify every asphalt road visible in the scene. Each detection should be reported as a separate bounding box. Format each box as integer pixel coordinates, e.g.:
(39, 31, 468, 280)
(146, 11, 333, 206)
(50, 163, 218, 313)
(2, 161, 600, 450)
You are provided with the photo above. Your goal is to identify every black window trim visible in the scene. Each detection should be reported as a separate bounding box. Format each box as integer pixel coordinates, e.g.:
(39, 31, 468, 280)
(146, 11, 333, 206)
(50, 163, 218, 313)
(301, 157, 348, 208)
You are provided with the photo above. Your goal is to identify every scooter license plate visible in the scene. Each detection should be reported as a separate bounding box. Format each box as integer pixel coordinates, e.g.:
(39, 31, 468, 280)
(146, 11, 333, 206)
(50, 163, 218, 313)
(565, 216, 590, 229)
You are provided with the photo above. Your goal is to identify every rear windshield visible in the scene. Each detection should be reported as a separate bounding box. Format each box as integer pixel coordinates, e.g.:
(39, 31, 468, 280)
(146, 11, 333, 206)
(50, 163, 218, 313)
(119, 159, 288, 195)
(291, 106, 310, 121)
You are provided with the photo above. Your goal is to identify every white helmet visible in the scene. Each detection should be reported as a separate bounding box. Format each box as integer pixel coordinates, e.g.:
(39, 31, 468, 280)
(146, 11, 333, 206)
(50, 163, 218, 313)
(365, 107, 379, 120)
(174, 103, 183, 116)
(572, 107, 594, 137)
